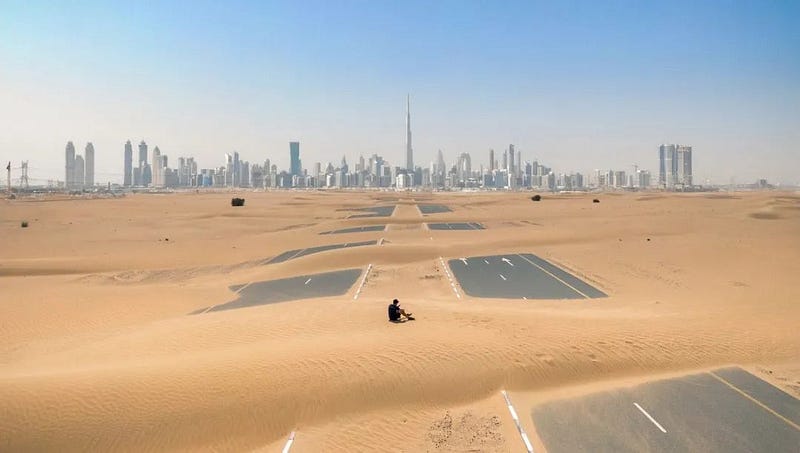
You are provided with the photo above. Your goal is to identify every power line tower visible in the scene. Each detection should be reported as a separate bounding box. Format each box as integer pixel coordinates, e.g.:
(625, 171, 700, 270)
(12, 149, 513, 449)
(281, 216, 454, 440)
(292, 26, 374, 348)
(20, 161, 29, 189)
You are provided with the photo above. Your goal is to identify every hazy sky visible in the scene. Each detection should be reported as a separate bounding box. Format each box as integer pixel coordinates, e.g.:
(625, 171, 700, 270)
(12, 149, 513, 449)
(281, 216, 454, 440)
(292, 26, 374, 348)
(1, 1, 798, 185)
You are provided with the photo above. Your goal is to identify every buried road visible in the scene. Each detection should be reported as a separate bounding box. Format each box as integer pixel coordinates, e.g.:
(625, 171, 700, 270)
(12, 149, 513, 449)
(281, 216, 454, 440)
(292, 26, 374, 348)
(192, 268, 364, 314)
(530, 367, 800, 453)
(427, 222, 484, 230)
(448, 253, 606, 299)
(265, 240, 378, 264)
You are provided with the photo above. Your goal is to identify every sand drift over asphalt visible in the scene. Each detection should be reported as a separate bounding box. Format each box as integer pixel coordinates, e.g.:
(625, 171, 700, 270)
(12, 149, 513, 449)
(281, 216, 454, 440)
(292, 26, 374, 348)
(1, 191, 799, 451)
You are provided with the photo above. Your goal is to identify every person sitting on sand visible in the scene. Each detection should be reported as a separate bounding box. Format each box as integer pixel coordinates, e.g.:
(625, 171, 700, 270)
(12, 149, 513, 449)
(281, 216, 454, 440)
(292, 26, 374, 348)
(388, 299, 414, 322)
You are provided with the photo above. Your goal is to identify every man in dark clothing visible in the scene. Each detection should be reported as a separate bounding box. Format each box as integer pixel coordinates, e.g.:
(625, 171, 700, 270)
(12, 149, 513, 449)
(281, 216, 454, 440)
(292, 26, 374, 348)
(388, 299, 414, 322)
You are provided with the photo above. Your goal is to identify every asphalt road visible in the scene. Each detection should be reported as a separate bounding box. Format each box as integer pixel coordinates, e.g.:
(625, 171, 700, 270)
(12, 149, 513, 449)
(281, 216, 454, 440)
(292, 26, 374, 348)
(531, 368, 800, 453)
(428, 222, 485, 230)
(448, 253, 606, 299)
(320, 225, 386, 235)
(266, 240, 377, 264)
(417, 204, 452, 214)
(346, 206, 396, 218)
(195, 268, 363, 313)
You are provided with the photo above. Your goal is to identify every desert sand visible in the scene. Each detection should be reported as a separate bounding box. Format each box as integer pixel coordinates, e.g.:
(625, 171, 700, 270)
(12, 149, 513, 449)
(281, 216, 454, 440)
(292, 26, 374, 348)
(1, 190, 799, 452)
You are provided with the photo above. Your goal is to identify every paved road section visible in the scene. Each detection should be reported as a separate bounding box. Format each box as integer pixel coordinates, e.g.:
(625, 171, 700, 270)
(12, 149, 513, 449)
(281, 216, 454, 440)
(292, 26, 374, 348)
(531, 368, 800, 453)
(345, 206, 396, 218)
(428, 222, 484, 230)
(320, 225, 386, 235)
(417, 204, 452, 214)
(195, 268, 363, 313)
(448, 253, 606, 299)
(266, 240, 377, 264)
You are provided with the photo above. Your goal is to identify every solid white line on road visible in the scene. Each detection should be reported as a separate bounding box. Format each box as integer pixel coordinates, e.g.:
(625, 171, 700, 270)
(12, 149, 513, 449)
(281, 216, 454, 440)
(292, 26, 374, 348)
(501, 390, 535, 453)
(353, 264, 372, 300)
(517, 254, 590, 298)
(304, 278, 311, 285)
(502, 257, 515, 266)
(201, 304, 217, 314)
(709, 372, 800, 431)
(460, 258, 469, 266)
(499, 274, 507, 281)
(281, 431, 295, 453)
(634, 403, 667, 433)
(484, 259, 490, 264)
(439, 257, 461, 299)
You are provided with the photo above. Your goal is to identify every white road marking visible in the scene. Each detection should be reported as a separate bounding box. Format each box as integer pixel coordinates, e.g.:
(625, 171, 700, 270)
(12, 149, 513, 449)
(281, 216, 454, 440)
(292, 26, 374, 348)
(501, 390, 535, 452)
(352, 264, 372, 300)
(634, 403, 667, 433)
(517, 254, 590, 298)
(439, 257, 461, 299)
(304, 278, 311, 285)
(281, 431, 295, 453)
(484, 259, 490, 264)
(499, 274, 507, 281)
(502, 257, 514, 266)
(523, 296, 527, 300)
(460, 258, 469, 266)
(201, 304, 217, 314)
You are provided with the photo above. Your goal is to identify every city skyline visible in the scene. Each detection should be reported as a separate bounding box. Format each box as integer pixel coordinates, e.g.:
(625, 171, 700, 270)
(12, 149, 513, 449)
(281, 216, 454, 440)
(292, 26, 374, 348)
(2, 2, 798, 185)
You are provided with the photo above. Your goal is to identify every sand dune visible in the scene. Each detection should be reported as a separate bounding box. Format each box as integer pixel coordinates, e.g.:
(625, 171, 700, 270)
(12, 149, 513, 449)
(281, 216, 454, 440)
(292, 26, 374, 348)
(1, 191, 799, 451)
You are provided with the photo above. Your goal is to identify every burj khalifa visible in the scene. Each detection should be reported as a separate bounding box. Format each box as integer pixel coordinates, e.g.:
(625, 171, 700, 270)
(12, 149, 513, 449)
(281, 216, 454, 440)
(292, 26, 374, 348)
(405, 94, 413, 171)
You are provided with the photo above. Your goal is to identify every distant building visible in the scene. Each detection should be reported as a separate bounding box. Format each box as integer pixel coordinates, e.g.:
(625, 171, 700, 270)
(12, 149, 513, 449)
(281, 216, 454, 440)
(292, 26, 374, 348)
(74, 154, 85, 189)
(290, 141, 301, 177)
(659, 144, 693, 189)
(65, 141, 75, 188)
(84, 142, 95, 187)
(123, 141, 133, 186)
(405, 94, 413, 171)
(138, 141, 148, 167)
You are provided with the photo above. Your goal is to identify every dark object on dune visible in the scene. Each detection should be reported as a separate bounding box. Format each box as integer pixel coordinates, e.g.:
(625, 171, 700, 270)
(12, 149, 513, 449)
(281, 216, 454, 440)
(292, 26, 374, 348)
(21, 220, 28, 228)
(593, 199, 600, 203)
(531, 195, 542, 201)
(231, 198, 245, 207)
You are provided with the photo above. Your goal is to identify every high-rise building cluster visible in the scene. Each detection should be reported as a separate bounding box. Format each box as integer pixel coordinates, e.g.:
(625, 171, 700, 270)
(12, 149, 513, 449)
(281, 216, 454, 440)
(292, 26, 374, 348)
(64, 141, 95, 190)
(62, 98, 692, 192)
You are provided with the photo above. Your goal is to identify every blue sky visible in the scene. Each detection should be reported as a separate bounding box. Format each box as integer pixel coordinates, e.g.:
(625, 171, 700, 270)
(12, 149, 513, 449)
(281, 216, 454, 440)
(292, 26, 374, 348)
(1, 1, 798, 184)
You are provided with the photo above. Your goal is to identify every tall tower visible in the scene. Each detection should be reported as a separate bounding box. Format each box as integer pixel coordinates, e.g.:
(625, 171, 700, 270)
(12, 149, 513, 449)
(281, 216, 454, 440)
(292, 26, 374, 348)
(74, 154, 85, 189)
(405, 94, 413, 171)
(290, 141, 301, 176)
(65, 141, 76, 189)
(138, 141, 148, 167)
(124, 140, 133, 186)
(488, 149, 495, 171)
(508, 144, 515, 175)
(84, 142, 95, 187)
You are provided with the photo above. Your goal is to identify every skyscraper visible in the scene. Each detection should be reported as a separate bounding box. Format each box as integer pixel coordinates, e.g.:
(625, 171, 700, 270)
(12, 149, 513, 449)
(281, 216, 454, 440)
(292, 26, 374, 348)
(65, 141, 75, 188)
(290, 141, 301, 176)
(84, 142, 95, 187)
(659, 144, 692, 188)
(123, 140, 133, 186)
(138, 141, 148, 167)
(74, 154, 85, 189)
(405, 94, 413, 172)
(488, 149, 495, 171)
(508, 144, 515, 175)
(676, 145, 692, 186)
(152, 146, 162, 187)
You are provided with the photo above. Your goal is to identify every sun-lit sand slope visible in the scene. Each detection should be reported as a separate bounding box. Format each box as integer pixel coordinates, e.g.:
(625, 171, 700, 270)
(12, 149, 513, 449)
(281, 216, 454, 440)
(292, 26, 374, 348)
(1, 191, 799, 451)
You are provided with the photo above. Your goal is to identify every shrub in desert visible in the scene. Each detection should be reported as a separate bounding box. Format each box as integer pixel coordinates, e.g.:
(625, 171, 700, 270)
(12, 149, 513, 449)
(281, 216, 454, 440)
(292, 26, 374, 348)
(231, 198, 245, 207)
(531, 194, 542, 201)
(21, 220, 28, 228)
(593, 198, 600, 203)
